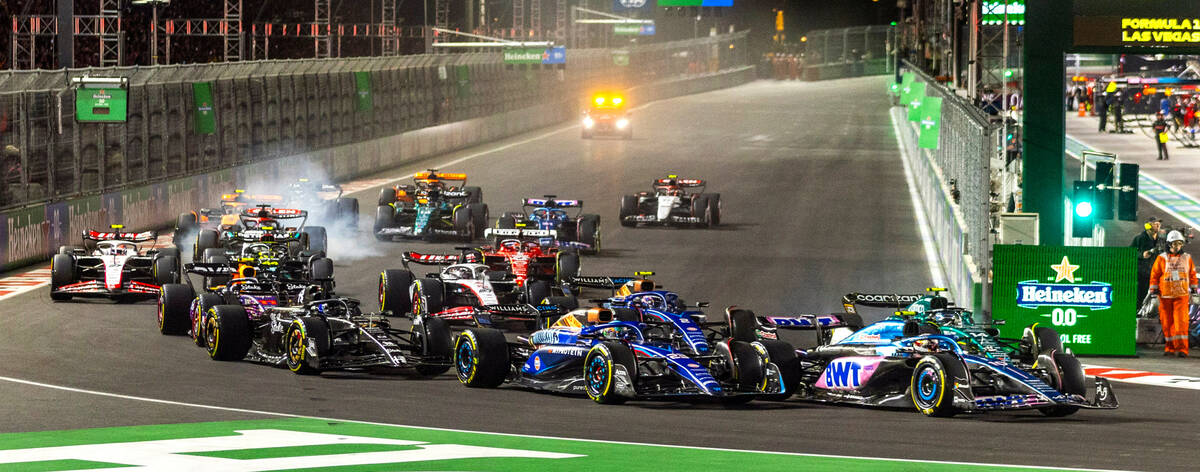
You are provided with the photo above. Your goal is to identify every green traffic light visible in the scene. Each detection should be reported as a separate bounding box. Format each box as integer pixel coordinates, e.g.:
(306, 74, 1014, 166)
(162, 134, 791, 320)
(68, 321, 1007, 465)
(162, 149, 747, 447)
(1075, 201, 1093, 218)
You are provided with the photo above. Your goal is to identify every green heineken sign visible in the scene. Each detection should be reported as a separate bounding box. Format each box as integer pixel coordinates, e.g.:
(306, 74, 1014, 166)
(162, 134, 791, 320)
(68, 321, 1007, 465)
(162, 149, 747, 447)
(918, 96, 942, 149)
(503, 47, 545, 65)
(906, 82, 926, 121)
(192, 82, 216, 135)
(613, 49, 631, 66)
(354, 71, 373, 112)
(75, 87, 127, 122)
(993, 245, 1137, 356)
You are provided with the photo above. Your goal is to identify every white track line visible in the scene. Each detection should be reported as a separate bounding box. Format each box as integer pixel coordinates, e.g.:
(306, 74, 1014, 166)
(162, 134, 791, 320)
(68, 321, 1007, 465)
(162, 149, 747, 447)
(0, 375, 1130, 472)
(890, 109, 948, 288)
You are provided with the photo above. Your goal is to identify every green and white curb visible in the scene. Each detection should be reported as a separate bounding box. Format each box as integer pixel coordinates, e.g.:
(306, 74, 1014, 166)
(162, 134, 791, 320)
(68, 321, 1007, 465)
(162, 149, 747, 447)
(0, 418, 1112, 471)
(1066, 135, 1200, 231)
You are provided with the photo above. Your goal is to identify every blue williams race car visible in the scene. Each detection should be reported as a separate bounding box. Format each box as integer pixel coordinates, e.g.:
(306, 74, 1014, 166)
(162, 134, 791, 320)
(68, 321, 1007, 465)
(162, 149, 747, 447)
(731, 290, 1119, 417)
(452, 274, 796, 404)
(496, 196, 600, 254)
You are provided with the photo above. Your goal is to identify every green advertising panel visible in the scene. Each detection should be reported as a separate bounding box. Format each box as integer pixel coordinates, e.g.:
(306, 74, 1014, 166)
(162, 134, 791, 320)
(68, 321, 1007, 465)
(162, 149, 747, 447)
(890, 72, 912, 95)
(354, 71, 373, 112)
(918, 96, 943, 149)
(906, 83, 926, 121)
(993, 245, 1137, 356)
(504, 47, 545, 65)
(192, 82, 216, 135)
(612, 49, 631, 66)
(455, 65, 471, 98)
(75, 87, 127, 122)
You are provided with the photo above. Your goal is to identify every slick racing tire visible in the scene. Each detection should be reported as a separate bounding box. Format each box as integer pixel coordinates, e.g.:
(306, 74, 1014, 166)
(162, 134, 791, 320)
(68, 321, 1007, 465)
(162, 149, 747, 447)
(302, 226, 328, 254)
(727, 308, 759, 343)
(309, 257, 335, 295)
(412, 279, 444, 316)
(194, 229, 220, 263)
(585, 341, 638, 405)
(413, 315, 454, 377)
(455, 328, 509, 388)
(496, 212, 518, 230)
(158, 284, 195, 335)
(453, 205, 474, 240)
(50, 254, 77, 301)
(757, 339, 799, 401)
(373, 206, 395, 241)
(378, 188, 397, 206)
(721, 341, 766, 403)
(205, 305, 252, 362)
(153, 256, 180, 286)
(1024, 325, 1064, 357)
(691, 195, 711, 228)
(468, 203, 489, 239)
(706, 193, 722, 226)
(578, 214, 601, 255)
(1039, 352, 1086, 417)
(335, 197, 359, 229)
(379, 269, 415, 315)
(464, 186, 483, 204)
(156, 247, 182, 269)
(911, 353, 966, 417)
(193, 293, 225, 347)
(555, 251, 581, 286)
(175, 212, 198, 246)
(525, 280, 552, 306)
(285, 316, 330, 375)
(619, 195, 638, 227)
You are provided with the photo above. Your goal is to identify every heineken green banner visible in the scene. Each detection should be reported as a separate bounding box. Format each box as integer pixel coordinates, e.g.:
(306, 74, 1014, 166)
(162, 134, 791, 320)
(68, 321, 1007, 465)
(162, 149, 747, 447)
(993, 245, 1137, 356)
(354, 71, 373, 112)
(75, 87, 127, 122)
(455, 65, 471, 98)
(613, 49, 631, 67)
(891, 72, 913, 95)
(504, 47, 545, 65)
(192, 82, 216, 135)
(906, 83, 926, 121)
(918, 96, 942, 149)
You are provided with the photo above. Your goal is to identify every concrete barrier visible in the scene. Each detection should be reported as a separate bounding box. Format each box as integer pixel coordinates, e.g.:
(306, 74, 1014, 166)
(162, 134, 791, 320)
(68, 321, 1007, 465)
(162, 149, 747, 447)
(0, 67, 754, 272)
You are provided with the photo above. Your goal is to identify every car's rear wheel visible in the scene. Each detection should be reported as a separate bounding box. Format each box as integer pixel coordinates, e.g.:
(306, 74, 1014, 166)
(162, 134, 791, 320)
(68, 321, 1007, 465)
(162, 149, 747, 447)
(454, 328, 509, 388)
(153, 256, 180, 286)
(691, 195, 711, 228)
(373, 205, 394, 241)
(157, 284, 195, 335)
(378, 188, 397, 206)
(524, 280, 551, 305)
(468, 203, 489, 239)
(336, 197, 359, 228)
(726, 308, 759, 343)
(379, 269, 415, 315)
(757, 339, 799, 401)
(496, 212, 518, 229)
(206, 305, 252, 361)
(619, 195, 638, 227)
(194, 229, 219, 263)
(193, 293, 225, 347)
(585, 341, 638, 404)
(285, 316, 329, 375)
(555, 251, 581, 286)
(707, 193, 722, 226)
(50, 254, 76, 301)
(414, 316, 453, 377)
(412, 279, 444, 315)
(302, 226, 328, 255)
(463, 186, 483, 204)
(453, 205, 474, 240)
(578, 214, 601, 255)
(911, 353, 965, 417)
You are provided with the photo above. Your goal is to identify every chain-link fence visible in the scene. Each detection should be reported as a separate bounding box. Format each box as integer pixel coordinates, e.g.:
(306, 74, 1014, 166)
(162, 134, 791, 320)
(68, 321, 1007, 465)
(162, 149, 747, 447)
(0, 32, 747, 211)
(896, 61, 999, 312)
(802, 25, 895, 80)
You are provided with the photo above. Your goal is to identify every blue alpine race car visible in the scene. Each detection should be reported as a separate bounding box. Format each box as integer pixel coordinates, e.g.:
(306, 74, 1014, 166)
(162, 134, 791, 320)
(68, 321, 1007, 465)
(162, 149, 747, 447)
(731, 290, 1119, 417)
(452, 274, 796, 404)
(495, 196, 600, 254)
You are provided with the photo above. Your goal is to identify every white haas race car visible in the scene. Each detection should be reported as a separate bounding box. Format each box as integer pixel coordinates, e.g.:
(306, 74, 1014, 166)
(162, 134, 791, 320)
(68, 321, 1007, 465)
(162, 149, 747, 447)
(51, 225, 181, 301)
(619, 175, 721, 228)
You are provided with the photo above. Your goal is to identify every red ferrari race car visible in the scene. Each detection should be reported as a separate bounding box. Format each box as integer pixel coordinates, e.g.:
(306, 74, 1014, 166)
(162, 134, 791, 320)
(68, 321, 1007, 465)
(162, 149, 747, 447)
(51, 225, 181, 301)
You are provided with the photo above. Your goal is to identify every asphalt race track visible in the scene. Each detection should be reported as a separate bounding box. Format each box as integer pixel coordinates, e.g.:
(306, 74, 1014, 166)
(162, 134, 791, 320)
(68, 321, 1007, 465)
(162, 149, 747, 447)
(0, 76, 1192, 471)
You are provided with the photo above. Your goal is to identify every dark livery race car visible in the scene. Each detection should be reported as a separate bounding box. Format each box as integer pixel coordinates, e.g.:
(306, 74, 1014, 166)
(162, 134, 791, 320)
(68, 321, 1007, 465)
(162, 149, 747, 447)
(619, 175, 721, 228)
(51, 225, 180, 301)
(451, 275, 796, 404)
(731, 290, 1119, 417)
(496, 196, 600, 254)
(581, 91, 632, 140)
(374, 170, 488, 242)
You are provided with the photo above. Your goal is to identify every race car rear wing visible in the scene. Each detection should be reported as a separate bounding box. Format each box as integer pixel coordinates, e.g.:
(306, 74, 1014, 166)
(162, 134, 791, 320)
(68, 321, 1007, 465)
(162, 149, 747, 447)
(83, 229, 158, 243)
(522, 196, 582, 208)
(402, 251, 462, 266)
(242, 206, 308, 219)
(184, 263, 237, 277)
(485, 228, 557, 241)
(653, 176, 705, 188)
(840, 292, 925, 315)
(566, 272, 655, 295)
(413, 170, 467, 182)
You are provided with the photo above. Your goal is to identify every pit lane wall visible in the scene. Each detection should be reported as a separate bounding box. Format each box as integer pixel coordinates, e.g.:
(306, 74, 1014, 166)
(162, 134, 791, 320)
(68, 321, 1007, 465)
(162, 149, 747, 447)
(0, 62, 754, 272)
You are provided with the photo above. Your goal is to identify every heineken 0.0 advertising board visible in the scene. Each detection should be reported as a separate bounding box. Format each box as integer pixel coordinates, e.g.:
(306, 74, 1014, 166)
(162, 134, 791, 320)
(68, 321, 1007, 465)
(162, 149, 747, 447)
(503, 48, 546, 65)
(993, 245, 1136, 356)
(76, 87, 127, 122)
(918, 96, 942, 149)
(192, 82, 216, 134)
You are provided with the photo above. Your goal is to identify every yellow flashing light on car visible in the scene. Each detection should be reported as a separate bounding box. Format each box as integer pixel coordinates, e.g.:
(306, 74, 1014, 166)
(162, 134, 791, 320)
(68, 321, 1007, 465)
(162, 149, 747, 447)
(595, 96, 605, 105)
(634, 271, 655, 277)
(612, 97, 622, 105)
(417, 198, 429, 204)
(926, 287, 947, 292)
(110, 224, 124, 229)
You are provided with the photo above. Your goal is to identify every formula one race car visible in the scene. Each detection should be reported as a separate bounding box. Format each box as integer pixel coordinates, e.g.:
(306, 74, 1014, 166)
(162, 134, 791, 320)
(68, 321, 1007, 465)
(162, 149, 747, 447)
(161, 282, 451, 376)
(452, 304, 795, 404)
(730, 290, 1120, 417)
(193, 205, 328, 262)
(374, 170, 488, 242)
(581, 91, 632, 140)
(496, 196, 600, 254)
(174, 190, 281, 246)
(194, 241, 335, 295)
(378, 251, 570, 330)
(51, 225, 181, 301)
(619, 175, 720, 228)
(284, 178, 360, 228)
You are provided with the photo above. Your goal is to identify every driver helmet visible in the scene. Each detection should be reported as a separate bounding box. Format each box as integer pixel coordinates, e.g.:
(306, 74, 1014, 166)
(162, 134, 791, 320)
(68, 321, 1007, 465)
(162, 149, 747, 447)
(634, 293, 667, 311)
(500, 239, 522, 251)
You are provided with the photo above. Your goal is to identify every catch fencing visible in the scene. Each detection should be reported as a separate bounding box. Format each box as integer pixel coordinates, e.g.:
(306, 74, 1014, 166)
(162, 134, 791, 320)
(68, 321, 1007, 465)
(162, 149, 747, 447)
(895, 61, 999, 313)
(802, 25, 895, 81)
(0, 32, 746, 212)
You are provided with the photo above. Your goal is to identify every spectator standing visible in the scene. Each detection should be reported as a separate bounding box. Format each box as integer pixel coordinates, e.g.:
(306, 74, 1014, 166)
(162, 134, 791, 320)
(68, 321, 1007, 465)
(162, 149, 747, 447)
(1097, 91, 1109, 131)
(1153, 112, 1170, 160)
(1149, 230, 1197, 357)
(1112, 91, 1125, 133)
(1133, 216, 1165, 304)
